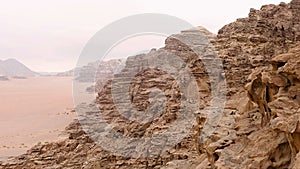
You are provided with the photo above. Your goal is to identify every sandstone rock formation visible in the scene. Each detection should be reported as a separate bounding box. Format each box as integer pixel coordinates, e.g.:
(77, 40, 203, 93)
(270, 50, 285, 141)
(1, 1, 300, 169)
(215, 0, 300, 95)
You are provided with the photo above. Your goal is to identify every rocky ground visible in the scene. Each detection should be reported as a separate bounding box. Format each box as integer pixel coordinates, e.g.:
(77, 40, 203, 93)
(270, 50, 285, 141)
(1, 0, 300, 168)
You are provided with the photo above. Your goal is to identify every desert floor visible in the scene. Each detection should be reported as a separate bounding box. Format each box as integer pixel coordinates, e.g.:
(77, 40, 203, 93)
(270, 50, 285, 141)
(0, 77, 77, 160)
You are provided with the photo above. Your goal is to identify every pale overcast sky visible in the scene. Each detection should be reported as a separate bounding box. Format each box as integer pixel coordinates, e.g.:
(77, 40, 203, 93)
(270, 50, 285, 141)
(0, 0, 290, 72)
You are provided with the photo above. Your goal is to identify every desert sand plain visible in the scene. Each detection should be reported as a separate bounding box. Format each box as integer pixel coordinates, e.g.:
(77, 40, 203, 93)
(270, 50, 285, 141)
(0, 77, 76, 160)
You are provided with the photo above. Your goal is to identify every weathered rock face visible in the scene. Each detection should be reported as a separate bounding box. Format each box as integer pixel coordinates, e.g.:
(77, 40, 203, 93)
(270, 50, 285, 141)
(243, 44, 300, 168)
(215, 0, 300, 95)
(202, 44, 300, 169)
(195, 1, 300, 168)
(1, 1, 300, 169)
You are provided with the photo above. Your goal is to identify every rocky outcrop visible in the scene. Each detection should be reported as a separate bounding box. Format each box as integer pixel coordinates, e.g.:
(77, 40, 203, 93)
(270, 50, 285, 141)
(195, 1, 300, 168)
(214, 0, 300, 95)
(197, 44, 300, 169)
(1, 1, 300, 169)
(244, 44, 300, 168)
(0, 27, 216, 169)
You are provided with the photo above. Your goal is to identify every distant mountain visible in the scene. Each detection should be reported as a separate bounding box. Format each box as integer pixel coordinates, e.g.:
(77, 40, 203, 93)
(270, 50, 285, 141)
(0, 76, 9, 81)
(56, 69, 75, 77)
(0, 59, 38, 77)
(56, 58, 126, 82)
(39, 72, 61, 76)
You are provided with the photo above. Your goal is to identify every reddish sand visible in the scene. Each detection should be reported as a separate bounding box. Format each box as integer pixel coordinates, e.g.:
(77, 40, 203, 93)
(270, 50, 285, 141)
(0, 77, 76, 160)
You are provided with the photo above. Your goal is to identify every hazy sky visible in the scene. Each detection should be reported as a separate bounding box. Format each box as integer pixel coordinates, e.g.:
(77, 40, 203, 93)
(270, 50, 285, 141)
(0, 0, 290, 72)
